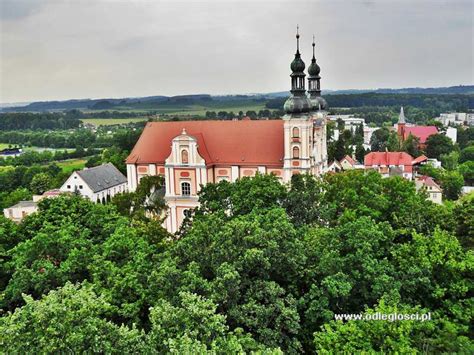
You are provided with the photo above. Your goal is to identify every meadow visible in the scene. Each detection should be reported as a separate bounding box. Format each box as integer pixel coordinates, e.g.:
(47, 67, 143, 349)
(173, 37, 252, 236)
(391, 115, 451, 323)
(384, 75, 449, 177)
(55, 159, 87, 173)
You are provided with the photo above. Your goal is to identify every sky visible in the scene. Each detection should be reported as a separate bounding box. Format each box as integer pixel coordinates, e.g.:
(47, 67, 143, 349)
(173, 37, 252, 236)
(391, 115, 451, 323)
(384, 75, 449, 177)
(0, 0, 473, 103)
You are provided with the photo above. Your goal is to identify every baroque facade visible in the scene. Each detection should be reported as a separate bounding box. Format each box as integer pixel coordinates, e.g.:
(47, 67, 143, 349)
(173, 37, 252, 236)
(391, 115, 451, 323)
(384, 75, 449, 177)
(126, 30, 329, 233)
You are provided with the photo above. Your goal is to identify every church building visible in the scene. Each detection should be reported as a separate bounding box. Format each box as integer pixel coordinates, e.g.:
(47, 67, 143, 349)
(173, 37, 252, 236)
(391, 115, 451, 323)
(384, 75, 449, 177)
(126, 30, 329, 233)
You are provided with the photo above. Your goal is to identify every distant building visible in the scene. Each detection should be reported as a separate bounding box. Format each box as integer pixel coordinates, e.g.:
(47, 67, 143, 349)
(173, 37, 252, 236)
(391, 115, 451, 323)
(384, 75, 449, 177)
(3, 201, 38, 223)
(364, 151, 428, 180)
(60, 163, 128, 203)
(445, 127, 457, 143)
(435, 112, 466, 126)
(339, 155, 363, 170)
(396, 106, 438, 150)
(415, 175, 442, 204)
(3, 189, 64, 223)
(327, 160, 342, 173)
(0, 147, 22, 157)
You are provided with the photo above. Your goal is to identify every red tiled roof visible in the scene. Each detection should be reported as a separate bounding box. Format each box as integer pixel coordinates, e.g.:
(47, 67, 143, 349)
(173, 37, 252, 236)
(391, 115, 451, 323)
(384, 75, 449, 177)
(341, 155, 356, 165)
(364, 152, 414, 166)
(126, 120, 285, 167)
(403, 126, 438, 143)
(417, 175, 441, 189)
(412, 155, 428, 164)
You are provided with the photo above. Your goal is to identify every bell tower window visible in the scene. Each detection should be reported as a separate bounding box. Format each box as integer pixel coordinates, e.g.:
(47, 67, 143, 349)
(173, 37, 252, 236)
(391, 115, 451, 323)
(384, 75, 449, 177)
(292, 146, 300, 159)
(292, 127, 300, 138)
(181, 149, 189, 164)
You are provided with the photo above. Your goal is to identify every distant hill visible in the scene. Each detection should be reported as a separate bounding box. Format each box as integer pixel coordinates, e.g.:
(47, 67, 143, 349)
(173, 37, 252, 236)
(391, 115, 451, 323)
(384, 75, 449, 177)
(2, 85, 472, 112)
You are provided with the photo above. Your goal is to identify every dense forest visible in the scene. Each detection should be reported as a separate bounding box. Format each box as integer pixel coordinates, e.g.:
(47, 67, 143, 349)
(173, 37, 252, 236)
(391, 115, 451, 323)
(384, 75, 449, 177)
(1, 172, 472, 352)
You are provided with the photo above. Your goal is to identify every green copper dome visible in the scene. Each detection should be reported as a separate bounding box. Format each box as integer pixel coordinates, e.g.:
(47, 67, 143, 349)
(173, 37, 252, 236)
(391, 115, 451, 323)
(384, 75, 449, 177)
(291, 53, 306, 73)
(308, 59, 320, 76)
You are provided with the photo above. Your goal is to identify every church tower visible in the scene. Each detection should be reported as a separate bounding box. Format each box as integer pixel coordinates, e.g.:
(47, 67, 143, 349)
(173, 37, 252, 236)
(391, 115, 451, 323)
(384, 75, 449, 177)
(283, 27, 314, 181)
(307, 36, 328, 174)
(397, 106, 406, 141)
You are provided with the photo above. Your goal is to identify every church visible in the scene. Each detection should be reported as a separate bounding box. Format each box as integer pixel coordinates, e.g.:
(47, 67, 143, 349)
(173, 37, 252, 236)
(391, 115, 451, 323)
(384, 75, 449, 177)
(126, 30, 329, 233)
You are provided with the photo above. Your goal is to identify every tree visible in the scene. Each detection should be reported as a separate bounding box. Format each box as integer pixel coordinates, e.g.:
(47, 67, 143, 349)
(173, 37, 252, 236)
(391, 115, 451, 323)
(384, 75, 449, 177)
(425, 134, 455, 160)
(370, 128, 390, 152)
(0, 282, 145, 353)
(454, 192, 474, 249)
(355, 144, 366, 163)
(401, 133, 421, 157)
(1, 196, 125, 310)
(387, 131, 400, 151)
(313, 299, 472, 354)
(29, 173, 53, 194)
(459, 161, 474, 185)
(440, 151, 459, 171)
(459, 145, 474, 163)
(440, 170, 464, 200)
(147, 292, 270, 353)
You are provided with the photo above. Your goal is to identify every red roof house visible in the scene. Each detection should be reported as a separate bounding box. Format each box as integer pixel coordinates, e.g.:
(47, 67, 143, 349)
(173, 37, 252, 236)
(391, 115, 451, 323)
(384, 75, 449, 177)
(402, 126, 438, 144)
(364, 152, 427, 179)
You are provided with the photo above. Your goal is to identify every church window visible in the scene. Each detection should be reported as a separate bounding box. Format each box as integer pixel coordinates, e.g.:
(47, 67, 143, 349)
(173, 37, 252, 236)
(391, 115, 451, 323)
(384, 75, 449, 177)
(181, 150, 189, 164)
(181, 181, 191, 196)
(292, 146, 300, 159)
(292, 127, 300, 138)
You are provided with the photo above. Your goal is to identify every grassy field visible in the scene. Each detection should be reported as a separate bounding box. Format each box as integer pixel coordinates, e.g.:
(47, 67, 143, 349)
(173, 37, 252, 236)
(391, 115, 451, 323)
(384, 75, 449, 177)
(81, 118, 148, 126)
(0, 143, 75, 153)
(56, 159, 87, 173)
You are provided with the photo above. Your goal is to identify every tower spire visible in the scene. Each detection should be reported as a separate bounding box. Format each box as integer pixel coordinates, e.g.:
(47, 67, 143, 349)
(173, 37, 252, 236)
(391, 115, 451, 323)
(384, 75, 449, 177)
(398, 106, 406, 124)
(312, 35, 315, 60)
(296, 25, 300, 53)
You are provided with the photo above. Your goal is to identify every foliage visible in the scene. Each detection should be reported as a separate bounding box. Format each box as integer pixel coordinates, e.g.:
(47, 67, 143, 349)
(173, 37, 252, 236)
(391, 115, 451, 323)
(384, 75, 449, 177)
(454, 192, 474, 250)
(29, 173, 53, 195)
(459, 145, 474, 163)
(0, 172, 471, 353)
(425, 134, 455, 160)
(0, 282, 146, 353)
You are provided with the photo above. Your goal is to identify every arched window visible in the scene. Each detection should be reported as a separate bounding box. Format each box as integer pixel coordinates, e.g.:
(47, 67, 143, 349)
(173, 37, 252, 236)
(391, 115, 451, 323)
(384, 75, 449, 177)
(292, 127, 299, 138)
(181, 150, 189, 164)
(292, 146, 300, 159)
(181, 181, 191, 196)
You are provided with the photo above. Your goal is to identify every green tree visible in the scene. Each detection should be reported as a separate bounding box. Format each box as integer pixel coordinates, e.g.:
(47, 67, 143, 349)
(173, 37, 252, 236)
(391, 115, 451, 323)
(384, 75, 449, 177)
(440, 151, 459, 171)
(355, 144, 366, 163)
(147, 291, 271, 353)
(0, 282, 145, 353)
(459, 161, 474, 185)
(401, 133, 421, 157)
(454, 192, 474, 250)
(459, 145, 474, 163)
(387, 131, 400, 151)
(440, 170, 464, 200)
(313, 299, 472, 353)
(370, 127, 390, 152)
(29, 172, 53, 194)
(425, 134, 455, 160)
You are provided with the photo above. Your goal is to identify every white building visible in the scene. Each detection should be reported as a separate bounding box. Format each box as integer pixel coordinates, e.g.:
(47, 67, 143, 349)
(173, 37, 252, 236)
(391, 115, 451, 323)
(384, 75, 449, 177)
(3, 201, 38, 223)
(446, 127, 457, 144)
(60, 163, 128, 203)
(327, 114, 365, 132)
(435, 112, 473, 126)
(415, 176, 443, 204)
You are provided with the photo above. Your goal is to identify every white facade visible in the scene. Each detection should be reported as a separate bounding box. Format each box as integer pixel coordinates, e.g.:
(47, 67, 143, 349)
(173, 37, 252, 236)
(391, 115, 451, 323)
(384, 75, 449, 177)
(446, 127, 457, 143)
(60, 170, 127, 203)
(3, 201, 38, 223)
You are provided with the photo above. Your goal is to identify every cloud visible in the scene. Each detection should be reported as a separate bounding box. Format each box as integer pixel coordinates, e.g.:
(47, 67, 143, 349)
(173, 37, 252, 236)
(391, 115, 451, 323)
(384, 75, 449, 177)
(0, 0, 47, 20)
(0, 0, 472, 103)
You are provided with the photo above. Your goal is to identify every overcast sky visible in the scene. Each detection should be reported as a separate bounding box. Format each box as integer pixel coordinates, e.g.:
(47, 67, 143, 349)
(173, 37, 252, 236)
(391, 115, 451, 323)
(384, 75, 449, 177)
(0, 0, 473, 103)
